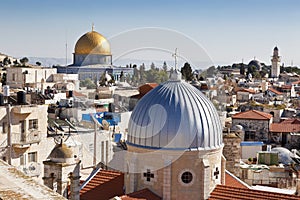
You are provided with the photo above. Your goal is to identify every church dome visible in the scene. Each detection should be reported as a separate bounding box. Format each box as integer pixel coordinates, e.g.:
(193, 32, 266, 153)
(74, 30, 111, 55)
(128, 80, 223, 150)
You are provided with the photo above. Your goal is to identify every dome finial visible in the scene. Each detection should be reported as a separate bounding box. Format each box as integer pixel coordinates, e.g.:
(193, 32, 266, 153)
(92, 23, 95, 32)
(170, 48, 182, 81)
(172, 48, 178, 70)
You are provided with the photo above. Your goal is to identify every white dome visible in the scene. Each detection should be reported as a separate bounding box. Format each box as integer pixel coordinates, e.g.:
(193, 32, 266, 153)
(127, 80, 223, 150)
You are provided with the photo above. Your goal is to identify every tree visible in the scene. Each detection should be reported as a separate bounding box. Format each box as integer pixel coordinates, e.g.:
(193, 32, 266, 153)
(13, 60, 19, 66)
(20, 57, 29, 66)
(3, 57, 11, 66)
(162, 61, 168, 72)
(139, 63, 146, 84)
(120, 71, 125, 82)
(80, 78, 96, 89)
(181, 62, 193, 81)
(240, 64, 245, 75)
(1, 73, 6, 85)
(36, 61, 41, 66)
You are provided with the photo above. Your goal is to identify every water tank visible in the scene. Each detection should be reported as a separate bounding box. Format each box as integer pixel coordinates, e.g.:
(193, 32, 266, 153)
(0, 93, 4, 106)
(17, 91, 26, 105)
(69, 90, 73, 98)
(3, 85, 10, 97)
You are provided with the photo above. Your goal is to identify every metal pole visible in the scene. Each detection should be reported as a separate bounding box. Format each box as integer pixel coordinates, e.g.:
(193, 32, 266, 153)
(93, 120, 97, 167)
(6, 103, 12, 165)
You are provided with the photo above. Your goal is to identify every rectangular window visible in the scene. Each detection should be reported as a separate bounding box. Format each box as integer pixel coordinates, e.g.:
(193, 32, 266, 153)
(20, 154, 26, 165)
(28, 152, 37, 162)
(2, 122, 7, 133)
(12, 73, 16, 81)
(88, 143, 94, 152)
(29, 119, 38, 129)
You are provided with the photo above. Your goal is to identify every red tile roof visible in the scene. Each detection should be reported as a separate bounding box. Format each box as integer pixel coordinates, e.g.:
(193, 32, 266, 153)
(120, 188, 161, 200)
(232, 110, 273, 120)
(281, 85, 292, 90)
(292, 80, 300, 85)
(139, 83, 158, 95)
(209, 185, 300, 200)
(131, 83, 159, 99)
(268, 88, 283, 95)
(80, 169, 124, 200)
(225, 171, 249, 189)
(237, 88, 256, 94)
(270, 119, 300, 133)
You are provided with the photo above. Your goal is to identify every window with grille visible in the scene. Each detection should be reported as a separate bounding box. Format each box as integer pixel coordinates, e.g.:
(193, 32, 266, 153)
(29, 119, 38, 129)
(28, 152, 37, 162)
(181, 171, 193, 184)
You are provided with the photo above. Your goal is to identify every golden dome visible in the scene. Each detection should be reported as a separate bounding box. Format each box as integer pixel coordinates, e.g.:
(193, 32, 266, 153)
(74, 30, 111, 55)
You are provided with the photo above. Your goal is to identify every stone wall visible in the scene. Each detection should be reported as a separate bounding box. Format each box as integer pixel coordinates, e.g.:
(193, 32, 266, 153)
(223, 133, 241, 177)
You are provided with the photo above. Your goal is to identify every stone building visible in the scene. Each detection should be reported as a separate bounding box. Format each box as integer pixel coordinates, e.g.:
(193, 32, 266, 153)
(124, 70, 225, 200)
(232, 110, 273, 141)
(6, 66, 80, 91)
(0, 98, 55, 182)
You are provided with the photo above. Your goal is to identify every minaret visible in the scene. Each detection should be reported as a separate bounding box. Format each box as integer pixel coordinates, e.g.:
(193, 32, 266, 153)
(271, 46, 281, 78)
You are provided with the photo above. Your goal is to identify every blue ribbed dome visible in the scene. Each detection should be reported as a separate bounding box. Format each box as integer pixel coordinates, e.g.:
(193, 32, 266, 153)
(127, 80, 223, 150)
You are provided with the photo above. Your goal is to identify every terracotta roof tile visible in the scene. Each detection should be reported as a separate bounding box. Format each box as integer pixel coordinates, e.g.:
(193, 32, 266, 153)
(237, 88, 256, 94)
(209, 185, 300, 200)
(292, 80, 300, 85)
(120, 188, 161, 200)
(225, 171, 249, 189)
(139, 83, 158, 95)
(268, 88, 283, 95)
(80, 169, 124, 200)
(270, 119, 300, 133)
(281, 85, 292, 90)
(232, 110, 273, 120)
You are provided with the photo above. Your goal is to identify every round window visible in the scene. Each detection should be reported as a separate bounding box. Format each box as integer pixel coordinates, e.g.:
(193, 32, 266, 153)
(181, 171, 193, 184)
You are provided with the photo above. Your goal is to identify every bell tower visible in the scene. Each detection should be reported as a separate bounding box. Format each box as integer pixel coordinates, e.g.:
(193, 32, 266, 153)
(271, 46, 281, 78)
(43, 141, 81, 200)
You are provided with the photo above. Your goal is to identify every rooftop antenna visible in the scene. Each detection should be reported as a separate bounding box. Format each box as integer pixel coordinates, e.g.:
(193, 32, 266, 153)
(291, 60, 293, 67)
(65, 29, 68, 71)
(172, 48, 178, 70)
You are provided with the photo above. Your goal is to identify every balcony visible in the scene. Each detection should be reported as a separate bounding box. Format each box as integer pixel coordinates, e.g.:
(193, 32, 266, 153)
(12, 105, 37, 114)
(12, 130, 41, 148)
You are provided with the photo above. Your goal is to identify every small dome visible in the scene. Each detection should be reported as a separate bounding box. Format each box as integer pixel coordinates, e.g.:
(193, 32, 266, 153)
(274, 46, 278, 51)
(75, 30, 111, 55)
(248, 60, 262, 70)
(49, 143, 73, 163)
(128, 80, 223, 150)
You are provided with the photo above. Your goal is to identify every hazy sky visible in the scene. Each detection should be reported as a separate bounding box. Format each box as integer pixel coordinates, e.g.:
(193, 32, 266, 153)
(1, 0, 300, 68)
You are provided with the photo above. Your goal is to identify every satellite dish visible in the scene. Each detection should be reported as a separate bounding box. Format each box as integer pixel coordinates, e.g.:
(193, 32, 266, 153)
(102, 120, 110, 130)
(53, 134, 69, 144)
(27, 162, 41, 176)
